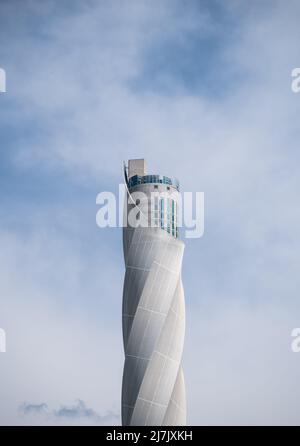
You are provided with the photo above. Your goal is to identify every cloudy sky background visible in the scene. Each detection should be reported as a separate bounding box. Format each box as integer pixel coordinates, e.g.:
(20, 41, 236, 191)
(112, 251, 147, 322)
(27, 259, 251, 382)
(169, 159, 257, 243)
(0, 0, 300, 425)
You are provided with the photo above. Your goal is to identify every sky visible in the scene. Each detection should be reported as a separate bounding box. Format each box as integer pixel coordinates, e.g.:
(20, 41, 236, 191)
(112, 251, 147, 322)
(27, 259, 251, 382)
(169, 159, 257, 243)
(0, 0, 300, 425)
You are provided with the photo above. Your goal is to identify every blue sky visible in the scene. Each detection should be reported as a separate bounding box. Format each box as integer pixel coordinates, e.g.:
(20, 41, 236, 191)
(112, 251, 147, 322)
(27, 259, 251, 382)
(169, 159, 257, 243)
(0, 0, 300, 425)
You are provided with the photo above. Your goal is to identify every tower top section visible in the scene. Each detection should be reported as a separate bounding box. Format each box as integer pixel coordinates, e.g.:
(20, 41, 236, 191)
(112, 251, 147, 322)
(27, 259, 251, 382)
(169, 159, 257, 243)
(125, 159, 180, 191)
(128, 159, 147, 179)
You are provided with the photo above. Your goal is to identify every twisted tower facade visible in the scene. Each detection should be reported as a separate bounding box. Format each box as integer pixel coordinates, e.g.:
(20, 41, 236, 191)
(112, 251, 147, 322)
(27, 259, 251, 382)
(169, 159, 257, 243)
(122, 159, 186, 426)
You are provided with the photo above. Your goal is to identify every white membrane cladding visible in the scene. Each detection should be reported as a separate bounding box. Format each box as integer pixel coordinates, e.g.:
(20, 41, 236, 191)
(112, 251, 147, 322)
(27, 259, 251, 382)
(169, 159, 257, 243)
(122, 215, 186, 425)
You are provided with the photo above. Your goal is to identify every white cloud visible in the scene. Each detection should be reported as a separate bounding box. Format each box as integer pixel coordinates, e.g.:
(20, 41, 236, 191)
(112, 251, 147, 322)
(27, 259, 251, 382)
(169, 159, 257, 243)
(0, 224, 122, 425)
(19, 400, 119, 425)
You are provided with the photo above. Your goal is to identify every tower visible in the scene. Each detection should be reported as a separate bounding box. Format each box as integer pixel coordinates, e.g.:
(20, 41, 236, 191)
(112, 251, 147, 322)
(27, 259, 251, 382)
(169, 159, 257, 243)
(121, 159, 186, 426)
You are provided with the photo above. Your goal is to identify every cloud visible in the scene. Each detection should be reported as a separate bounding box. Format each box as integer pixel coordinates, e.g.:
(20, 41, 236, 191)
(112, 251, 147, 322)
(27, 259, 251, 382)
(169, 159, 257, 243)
(0, 225, 122, 426)
(19, 400, 119, 425)
(19, 403, 48, 416)
(54, 400, 119, 423)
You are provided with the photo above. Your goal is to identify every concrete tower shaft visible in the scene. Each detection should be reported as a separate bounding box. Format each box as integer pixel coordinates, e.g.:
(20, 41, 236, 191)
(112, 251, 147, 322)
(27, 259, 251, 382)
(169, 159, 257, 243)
(121, 160, 186, 426)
